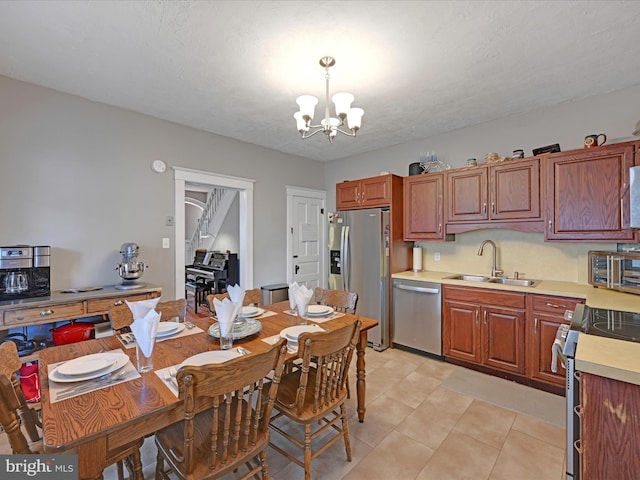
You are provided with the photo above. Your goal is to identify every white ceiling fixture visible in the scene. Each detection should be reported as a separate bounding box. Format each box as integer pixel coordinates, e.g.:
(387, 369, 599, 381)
(294, 56, 364, 143)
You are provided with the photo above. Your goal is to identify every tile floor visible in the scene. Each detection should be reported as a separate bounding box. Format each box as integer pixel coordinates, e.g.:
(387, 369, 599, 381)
(100, 346, 568, 480)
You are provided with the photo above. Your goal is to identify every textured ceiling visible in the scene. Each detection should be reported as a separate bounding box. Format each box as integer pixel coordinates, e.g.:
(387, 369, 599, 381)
(0, 1, 639, 162)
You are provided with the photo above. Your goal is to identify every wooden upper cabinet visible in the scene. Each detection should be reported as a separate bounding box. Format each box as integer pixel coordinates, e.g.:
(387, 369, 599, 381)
(446, 167, 488, 222)
(404, 173, 451, 240)
(545, 142, 636, 241)
(336, 174, 397, 210)
(336, 180, 361, 210)
(446, 158, 542, 231)
(491, 159, 540, 221)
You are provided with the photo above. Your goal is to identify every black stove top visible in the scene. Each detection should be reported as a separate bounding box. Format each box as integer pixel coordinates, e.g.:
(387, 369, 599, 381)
(572, 304, 640, 343)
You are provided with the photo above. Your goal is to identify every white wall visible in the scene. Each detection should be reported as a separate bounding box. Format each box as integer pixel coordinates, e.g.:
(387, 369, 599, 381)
(324, 84, 640, 283)
(0, 75, 326, 297)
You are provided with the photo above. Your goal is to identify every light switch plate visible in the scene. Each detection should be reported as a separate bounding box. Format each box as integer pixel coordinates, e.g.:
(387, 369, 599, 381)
(162, 238, 170, 248)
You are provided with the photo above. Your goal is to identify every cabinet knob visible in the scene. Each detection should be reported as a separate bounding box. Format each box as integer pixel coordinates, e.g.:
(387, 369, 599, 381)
(113, 300, 124, 306)
(40, 309, 54, 317)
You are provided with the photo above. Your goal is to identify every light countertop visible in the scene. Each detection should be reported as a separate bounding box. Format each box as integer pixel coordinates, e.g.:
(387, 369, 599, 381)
(393, 270, 640, 385)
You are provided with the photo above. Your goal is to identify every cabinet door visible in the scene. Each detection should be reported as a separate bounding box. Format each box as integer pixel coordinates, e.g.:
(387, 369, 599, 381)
(443, 300, 481, 364)
(482, 306, 526, 374)
(336, 180, 361, 210)
(527, 295, 582, 386)
(545, 143, 636, 240)
(490, 159, 540, 221)
(529, 312, 568, 386)
(582, 373, 640, 479)
(446, 167, 488, 222)
(86, 293, 155, 315)
(403, 174, 444, 240)
(361, 175, 391, 207)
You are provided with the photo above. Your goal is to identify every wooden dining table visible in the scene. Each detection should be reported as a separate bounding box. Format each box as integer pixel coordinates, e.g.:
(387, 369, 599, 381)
(39, 301, 378, 480)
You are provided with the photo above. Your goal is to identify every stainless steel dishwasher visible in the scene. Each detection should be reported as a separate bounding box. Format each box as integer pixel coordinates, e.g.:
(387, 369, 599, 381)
(392, 278, 442, 357)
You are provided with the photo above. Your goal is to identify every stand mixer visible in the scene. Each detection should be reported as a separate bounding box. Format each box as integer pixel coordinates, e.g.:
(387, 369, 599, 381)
(115, 242, 147, 290)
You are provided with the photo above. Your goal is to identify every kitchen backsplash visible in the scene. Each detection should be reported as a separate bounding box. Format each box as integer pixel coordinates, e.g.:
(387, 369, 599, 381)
(415, 230, 615, 284)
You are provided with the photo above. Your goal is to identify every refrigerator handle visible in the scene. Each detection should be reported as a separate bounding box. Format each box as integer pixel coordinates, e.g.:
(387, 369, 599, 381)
(342, 225, 350, 292)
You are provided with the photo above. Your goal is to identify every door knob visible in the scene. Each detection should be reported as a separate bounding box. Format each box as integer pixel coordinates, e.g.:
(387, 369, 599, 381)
(295, 265, 300, 274)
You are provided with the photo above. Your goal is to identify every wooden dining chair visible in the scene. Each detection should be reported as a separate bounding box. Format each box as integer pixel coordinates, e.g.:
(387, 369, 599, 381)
(110, 298, 187, 332)
(313, 287, 358, 314)
(268, 319, 362, 480)
(0, 341, 144, 480)
(154, 338, 288, 480)
(206, 288, 261, 315)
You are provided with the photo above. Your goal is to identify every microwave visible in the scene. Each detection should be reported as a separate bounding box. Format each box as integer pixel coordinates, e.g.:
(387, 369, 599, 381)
(589, 250, 640, 295)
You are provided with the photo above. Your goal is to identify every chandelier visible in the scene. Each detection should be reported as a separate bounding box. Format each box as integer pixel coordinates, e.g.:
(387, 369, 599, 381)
(293, 56, 364, 143)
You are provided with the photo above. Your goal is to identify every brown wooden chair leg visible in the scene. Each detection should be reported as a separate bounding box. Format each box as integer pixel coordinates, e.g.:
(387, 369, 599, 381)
(116, 460, 125, 480)
(304, 423, 312, 480)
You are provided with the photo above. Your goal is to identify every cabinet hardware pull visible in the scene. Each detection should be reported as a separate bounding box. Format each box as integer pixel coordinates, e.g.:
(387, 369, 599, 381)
(483, 202, 487, 214)
(548, 219, 552, 230)
(113, 300, 124, 306)
(491, 202, 495, 214)
(573, 405, 582, 417)
(40, 309, 54, 317)
(534, 317, 538, 333)
(545, 302, 565, 309)
(475, 310, 479, 324)
(483, 310, 487, 325)
(438, 223, 442, 233)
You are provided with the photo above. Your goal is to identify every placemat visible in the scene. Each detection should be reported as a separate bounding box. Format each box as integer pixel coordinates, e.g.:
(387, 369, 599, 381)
(117, 323, 204, 349)
(48, 349, 139, 403)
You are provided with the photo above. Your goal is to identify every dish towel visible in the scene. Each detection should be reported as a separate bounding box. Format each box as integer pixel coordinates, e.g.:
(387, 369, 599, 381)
(551, 338, 565, 373)
(127, 297, 161, 357)
(288, 282, 300, 311)
(293, 284, 313, 316)
(213, 297, 240, 337)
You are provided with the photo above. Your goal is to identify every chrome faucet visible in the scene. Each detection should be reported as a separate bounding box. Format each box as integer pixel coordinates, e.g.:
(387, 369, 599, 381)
(477, 240, 503, 277)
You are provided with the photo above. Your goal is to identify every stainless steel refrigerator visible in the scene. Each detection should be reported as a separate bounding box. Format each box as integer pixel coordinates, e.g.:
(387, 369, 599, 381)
(328, 208, 390, 351)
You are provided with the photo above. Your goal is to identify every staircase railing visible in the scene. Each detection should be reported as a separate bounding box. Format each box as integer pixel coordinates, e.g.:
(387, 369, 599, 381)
(186, 188, 225, 263)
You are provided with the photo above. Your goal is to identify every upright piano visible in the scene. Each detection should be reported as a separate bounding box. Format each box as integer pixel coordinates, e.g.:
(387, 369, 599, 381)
(186, 251, 239, 294)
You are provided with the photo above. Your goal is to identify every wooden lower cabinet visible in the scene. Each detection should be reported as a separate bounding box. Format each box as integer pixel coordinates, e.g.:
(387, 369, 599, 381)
(443, 285, 526, 375)
(581, 373, 640, 478)
(527, 295, 583, 387)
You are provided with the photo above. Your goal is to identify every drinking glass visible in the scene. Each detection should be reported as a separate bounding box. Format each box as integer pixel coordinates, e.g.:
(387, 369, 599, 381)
(136, 342, 154, 373)
(220, 333, 233, 350)
(297, 304, 308, 325)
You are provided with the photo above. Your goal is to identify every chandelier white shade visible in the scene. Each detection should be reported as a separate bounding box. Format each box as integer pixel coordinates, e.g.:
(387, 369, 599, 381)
(293, 56, 364, 142)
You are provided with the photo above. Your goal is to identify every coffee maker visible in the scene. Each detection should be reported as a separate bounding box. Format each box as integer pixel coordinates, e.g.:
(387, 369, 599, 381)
(0, 245, 51, 301)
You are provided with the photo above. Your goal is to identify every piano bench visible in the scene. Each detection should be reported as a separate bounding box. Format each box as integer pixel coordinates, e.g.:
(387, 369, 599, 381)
(185, 282, 211, 314)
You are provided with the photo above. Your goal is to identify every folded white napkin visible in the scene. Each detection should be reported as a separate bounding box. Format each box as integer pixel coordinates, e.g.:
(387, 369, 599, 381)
(294, 285, 313, 316)
(288, 282, 299, 310)
(214, 297, 239, 337)
(227, 284, 245, 310)
(127, 298, 161, 357)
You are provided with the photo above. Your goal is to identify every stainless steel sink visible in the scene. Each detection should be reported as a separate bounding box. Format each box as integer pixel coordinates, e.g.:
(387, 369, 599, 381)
(488, 278, 540, 287)
(446, 274, 490, 282)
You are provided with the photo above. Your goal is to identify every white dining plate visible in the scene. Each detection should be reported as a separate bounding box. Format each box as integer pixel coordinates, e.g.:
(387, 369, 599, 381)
(180, 350, 241, 367)
(50, 353, 130, 383)
(155, 322, 185, 338)
(280, 324, 324, 343)
(207, 319, 262, 339)
(56, 354, 114, 376)
(240, 306, 264, 318)
(306, 305, 334, 316)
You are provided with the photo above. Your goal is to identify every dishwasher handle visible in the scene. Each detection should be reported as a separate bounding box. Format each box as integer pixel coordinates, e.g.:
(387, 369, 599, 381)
(395, 284, 440, 294)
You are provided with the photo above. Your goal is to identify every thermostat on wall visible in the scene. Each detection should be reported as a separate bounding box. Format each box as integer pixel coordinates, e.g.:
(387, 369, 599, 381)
(151, 159, 167, 173)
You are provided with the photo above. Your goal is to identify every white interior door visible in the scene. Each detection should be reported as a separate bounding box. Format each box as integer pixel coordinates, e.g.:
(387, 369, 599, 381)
(286, 187, 326, 289)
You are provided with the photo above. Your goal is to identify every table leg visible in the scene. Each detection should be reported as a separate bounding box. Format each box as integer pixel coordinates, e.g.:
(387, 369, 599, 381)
(78, 438, 107, 480)
(356, 330, 367, 423)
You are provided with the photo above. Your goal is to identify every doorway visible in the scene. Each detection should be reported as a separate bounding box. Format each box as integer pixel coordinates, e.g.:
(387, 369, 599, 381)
(173, 167, 255, 299)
